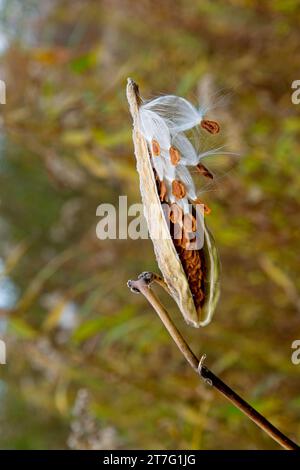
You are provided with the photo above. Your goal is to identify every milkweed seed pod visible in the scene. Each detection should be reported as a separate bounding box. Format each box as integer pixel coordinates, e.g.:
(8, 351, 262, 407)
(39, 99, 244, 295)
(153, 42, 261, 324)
(126, 78, 220, 327)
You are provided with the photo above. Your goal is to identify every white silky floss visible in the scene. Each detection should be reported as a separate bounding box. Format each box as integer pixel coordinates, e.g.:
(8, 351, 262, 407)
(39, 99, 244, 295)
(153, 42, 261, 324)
(138, 94, 219, 214)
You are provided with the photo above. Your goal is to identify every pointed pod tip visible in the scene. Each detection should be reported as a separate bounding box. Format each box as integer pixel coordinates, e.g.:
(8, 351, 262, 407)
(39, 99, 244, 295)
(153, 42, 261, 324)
(127, 77, 135, 86)
(126, 78, 142, 109)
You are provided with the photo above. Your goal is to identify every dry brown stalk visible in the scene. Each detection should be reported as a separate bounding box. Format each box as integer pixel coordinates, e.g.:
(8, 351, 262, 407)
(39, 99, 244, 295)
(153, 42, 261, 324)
(127, 272, 299, 451)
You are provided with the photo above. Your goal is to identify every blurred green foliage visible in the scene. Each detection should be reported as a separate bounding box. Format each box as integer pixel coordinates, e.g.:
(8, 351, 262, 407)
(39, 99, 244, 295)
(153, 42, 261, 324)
(0, 0, 300, 450)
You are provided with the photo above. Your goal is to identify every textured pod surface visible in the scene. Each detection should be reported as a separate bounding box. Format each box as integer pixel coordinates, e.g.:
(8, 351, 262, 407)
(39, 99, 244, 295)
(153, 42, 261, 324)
(126, 78, 220, 327)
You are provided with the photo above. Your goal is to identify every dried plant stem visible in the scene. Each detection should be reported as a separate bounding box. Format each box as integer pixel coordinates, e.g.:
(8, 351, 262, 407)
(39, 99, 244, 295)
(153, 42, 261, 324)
(127, 272, 299, 451)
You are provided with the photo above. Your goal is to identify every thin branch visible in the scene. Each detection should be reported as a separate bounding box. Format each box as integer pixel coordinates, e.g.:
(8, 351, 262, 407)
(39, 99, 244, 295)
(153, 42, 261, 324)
(127, 272, 299, 451)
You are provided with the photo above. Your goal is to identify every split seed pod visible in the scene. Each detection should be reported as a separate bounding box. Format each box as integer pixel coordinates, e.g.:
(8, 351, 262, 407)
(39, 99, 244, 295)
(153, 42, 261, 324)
(126, 78, 220, 327)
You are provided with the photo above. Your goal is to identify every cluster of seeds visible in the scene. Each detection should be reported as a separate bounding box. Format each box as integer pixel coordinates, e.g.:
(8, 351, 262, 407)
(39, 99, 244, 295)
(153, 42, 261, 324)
(158, 176, 205, 309)
(139, 94, 219, 214)
(139, 94, 220, 308)
(175, 237, 205, 309)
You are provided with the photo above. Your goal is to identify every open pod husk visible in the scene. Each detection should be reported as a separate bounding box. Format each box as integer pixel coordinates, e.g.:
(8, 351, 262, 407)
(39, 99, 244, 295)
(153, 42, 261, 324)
(126, 78, 220, 327)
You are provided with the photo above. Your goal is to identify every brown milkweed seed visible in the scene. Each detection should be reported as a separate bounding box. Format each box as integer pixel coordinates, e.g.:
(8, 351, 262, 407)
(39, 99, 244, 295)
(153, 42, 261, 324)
(159, 180, 167, 201)
(151, 139, 160, 156)
(172, 180, 186, 199)
(201, 119, 220, 134)
(183, 213, 197, 232)
(193, 198, 211, 215)
(169, 203, 183, 224)
(169, 146, 181, 165)
(196, 163, 214, 180)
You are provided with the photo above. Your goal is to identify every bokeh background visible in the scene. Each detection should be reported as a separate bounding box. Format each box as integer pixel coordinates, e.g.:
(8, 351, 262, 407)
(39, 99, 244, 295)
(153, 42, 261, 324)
(0, 0, 300, 450)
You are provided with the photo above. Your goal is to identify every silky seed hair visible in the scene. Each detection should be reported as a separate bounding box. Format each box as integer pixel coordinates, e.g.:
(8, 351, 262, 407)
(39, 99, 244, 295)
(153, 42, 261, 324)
(139, 93, 221, 214)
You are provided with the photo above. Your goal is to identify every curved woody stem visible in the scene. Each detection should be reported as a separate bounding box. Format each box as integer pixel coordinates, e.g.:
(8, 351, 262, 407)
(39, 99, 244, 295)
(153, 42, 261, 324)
(127, 272, 299, 451)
